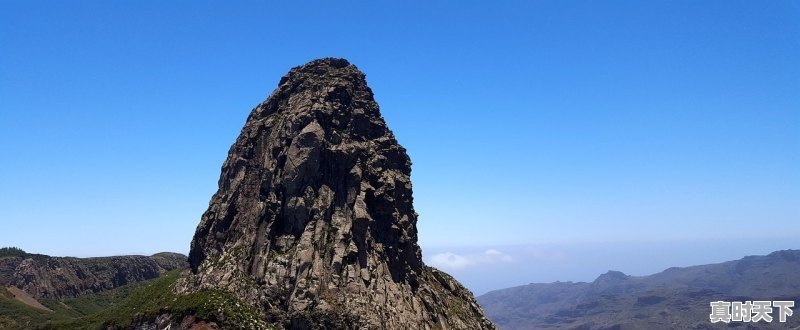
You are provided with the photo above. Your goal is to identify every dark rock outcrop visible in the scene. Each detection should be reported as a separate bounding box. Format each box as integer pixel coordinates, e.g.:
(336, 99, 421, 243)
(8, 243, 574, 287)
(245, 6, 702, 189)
(0, 252, 187, 300)
(182, 58, 494, 329)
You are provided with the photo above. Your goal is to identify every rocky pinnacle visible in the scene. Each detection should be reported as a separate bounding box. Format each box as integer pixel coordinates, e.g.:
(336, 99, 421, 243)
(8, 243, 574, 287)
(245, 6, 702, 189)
(185, 58, 495, 329)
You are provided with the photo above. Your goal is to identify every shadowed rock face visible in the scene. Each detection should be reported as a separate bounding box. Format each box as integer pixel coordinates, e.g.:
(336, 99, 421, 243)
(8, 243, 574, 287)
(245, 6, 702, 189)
(184, 58, 494, 329)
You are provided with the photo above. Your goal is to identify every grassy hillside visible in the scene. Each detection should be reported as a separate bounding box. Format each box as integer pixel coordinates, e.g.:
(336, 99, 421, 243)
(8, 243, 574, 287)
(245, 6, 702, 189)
(0, 271, 273, 329)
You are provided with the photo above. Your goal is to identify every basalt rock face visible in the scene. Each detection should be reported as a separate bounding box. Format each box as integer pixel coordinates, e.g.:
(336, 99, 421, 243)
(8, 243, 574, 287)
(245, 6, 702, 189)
(184, 58, 494, 329)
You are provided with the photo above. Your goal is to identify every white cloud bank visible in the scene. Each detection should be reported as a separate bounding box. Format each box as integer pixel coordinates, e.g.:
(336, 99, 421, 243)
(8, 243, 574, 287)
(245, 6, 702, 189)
(427, 249, 513, 270)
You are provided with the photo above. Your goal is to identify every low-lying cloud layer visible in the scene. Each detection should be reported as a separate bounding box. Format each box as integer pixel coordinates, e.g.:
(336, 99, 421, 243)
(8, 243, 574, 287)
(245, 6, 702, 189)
(428, 249, 513, 270)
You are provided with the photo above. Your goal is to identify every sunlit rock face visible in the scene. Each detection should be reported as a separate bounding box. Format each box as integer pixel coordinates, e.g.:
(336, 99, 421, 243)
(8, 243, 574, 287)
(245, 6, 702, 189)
(184, 58, 495, 329)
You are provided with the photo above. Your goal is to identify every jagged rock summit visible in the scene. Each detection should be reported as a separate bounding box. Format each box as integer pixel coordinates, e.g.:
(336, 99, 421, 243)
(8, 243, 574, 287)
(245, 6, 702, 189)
(184, 58, 494, 329)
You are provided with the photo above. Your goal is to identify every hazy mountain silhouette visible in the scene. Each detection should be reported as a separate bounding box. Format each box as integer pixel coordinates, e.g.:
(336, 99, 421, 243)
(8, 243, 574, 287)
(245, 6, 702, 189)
(479, 250, 800, 329)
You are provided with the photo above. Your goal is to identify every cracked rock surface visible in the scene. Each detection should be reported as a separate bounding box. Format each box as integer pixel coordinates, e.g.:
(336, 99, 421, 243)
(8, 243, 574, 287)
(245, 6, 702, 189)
(182, 58, 494, 329)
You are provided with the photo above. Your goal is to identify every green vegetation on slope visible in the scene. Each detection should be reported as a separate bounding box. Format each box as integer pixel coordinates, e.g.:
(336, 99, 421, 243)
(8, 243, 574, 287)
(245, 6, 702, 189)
(0, 247, 26, 258)
(0, 271, 273, 330)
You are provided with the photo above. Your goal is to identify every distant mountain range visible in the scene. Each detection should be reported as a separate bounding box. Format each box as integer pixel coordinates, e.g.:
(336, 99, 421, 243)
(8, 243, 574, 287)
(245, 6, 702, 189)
(3, 248, 799, 329)
(0, 248, 188, 329)
(0, 248, 187, 300)
(478, 249, 800, 329)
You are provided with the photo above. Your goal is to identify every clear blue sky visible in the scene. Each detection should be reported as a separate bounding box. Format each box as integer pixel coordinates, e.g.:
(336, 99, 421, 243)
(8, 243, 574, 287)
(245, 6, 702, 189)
(1, 1, 798, 292)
